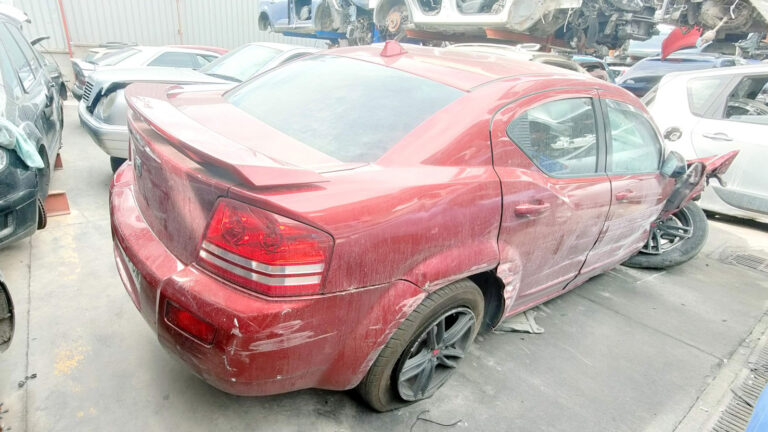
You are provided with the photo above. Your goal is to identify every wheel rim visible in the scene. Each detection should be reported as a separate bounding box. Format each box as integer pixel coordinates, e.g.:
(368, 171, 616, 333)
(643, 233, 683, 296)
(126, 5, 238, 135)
(385, 5, 408, 39)
(396, 307, 475, 401)
(641, 206, 694, 255)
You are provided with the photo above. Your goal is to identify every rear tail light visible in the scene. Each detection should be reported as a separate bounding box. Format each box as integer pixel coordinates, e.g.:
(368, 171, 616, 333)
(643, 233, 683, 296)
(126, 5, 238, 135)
(165, 301, 216, 345)
(197, 198, 333, 297)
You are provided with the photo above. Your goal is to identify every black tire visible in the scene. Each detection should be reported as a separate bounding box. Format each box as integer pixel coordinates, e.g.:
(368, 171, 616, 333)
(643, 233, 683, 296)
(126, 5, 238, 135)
(623, 202, 708, 269)
(357, 279, 484, 412)
(37, 148, 50, 199)
(110, 157, 126, 173)
(36, 198, 47, 230)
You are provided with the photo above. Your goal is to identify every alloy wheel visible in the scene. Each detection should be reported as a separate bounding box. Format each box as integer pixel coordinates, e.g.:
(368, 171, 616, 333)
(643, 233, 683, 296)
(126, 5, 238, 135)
(396, 307, 475, 401)
(641, 206, 694, 255)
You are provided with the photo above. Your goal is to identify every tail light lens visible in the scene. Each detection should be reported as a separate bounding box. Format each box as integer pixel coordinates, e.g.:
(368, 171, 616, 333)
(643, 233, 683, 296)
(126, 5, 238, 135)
(197, 198, 333, 297)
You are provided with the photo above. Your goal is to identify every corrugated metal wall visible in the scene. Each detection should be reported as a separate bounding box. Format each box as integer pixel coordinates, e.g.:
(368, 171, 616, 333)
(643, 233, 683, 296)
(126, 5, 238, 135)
(13, 0, 322, 52)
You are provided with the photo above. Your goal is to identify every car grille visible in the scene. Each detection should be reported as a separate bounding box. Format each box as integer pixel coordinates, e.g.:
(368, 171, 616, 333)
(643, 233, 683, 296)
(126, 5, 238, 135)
(82, 80, 94, 104)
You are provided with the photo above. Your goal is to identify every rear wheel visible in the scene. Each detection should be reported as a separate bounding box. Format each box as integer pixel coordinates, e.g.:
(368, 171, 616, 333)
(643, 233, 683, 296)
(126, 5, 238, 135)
(110, 157, 126, 173)
(37, 198, 47, 230)
(358, 279, 483, 411)
(623, 202, 708, 269)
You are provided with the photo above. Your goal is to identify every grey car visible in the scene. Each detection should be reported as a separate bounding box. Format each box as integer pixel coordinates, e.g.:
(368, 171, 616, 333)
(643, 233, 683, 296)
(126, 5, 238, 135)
(78, 42, 318, 171)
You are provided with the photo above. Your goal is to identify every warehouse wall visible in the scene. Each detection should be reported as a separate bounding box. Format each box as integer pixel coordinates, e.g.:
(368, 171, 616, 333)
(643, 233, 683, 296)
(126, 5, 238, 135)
(10, 0, 323, 53)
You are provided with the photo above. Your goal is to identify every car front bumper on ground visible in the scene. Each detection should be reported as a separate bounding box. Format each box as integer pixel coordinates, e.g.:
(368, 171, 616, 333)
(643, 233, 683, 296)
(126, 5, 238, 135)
(78, 101, 129, 159)
(109, 164, 425, 396)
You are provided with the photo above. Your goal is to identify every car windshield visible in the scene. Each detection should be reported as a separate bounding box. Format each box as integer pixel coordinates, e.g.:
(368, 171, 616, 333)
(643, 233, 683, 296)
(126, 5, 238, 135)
(619, 57, 716, 83)
(94, 48, 139, 66)
(199, 44, 282, 82)
(226, 55, 464, 163)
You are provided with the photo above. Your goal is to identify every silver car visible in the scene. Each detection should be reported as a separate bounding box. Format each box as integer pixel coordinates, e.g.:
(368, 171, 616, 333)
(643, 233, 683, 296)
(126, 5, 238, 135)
(71, 45, 222, 100)
(78, 43, 318, 172)
(646, 64, 768, 223)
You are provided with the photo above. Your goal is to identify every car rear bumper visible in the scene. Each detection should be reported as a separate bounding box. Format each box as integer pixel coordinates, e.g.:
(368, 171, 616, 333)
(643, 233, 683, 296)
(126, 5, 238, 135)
(109, 165, 425, 395)
(79, 101, 129, 159)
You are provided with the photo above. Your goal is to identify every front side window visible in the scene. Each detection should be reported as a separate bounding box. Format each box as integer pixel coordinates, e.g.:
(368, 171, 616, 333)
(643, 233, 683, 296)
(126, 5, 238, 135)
(227, 55, 463, 163)
(0, 24, 34, 91)
(605, 99, 661, 174)
(506, 98, 598, 177)
(6, 24, 42, 77)
(722, 75, 768, 124)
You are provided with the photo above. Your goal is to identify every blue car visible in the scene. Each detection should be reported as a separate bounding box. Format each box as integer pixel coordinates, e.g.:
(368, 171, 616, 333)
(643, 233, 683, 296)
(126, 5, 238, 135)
(258, 0, 378, 45)
(616, 53, 745, 97)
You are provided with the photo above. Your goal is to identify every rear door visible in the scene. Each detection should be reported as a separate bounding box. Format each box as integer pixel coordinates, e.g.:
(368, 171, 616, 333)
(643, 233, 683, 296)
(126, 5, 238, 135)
(575, 90, 669, 282)
(690, 73, 768, 217)
(491, 89, 611, 313)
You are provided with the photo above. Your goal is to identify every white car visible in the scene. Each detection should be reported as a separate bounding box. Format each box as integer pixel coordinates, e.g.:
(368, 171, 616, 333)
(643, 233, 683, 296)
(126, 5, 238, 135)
(71, 45, 223, 100)
(645, 65, 768, 223)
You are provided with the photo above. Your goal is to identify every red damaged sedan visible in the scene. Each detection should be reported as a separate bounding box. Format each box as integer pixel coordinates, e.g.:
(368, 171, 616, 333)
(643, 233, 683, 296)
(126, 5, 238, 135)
(110, 42, 735, 411)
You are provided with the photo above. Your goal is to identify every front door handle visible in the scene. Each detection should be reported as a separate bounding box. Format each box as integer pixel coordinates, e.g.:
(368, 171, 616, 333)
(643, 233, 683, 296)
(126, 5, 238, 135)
(702, 132, 733, 142)
(615, 190, 637, 202)
(514, 202, 550, 217)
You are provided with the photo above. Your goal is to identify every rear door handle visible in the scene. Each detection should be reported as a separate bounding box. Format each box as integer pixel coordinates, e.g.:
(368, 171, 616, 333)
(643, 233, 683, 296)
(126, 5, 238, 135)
(514, 202, 550, 217)
(702, 132, 733, 142)
(615, 190, 637, 202)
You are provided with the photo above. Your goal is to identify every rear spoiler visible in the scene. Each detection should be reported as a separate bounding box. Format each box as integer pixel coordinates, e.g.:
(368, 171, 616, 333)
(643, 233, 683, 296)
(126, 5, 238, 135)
(125, 83, 328, 188)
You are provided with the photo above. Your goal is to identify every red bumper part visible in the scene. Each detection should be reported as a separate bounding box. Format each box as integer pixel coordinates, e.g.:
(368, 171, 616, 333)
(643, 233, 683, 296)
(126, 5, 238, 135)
(110, 165, 426, 395)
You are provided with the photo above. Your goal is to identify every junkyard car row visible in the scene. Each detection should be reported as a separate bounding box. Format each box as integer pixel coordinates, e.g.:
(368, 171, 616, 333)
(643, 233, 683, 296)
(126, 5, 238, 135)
(2, 0, 768, 421)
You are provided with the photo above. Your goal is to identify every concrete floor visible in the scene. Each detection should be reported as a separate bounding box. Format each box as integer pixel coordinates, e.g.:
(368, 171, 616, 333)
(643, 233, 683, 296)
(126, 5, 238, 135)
(1, 104, 768, 432)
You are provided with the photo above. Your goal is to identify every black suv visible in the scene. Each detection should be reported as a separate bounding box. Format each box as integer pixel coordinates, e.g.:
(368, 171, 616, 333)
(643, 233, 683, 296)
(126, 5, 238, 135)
(0, 10, 63, 248)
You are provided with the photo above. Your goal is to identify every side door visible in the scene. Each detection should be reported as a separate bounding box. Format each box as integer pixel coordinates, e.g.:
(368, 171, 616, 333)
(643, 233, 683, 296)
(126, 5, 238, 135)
(690, 73, 768, 217)
(4, 23, 61, 159)
(0, 22, 55, 194)
(576, 90, 669, 282)
(491, 89, 612, 315)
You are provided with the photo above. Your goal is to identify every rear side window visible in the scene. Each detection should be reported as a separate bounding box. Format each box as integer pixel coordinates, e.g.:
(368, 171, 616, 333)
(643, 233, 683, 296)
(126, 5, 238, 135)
(148, 52, 200, 68)
(227, 55, 463, 163)
(687, 75, 730, 116)
(605, 100, 661, 174)
(0, 23, 34, 91)
(506, 98, 598, 177)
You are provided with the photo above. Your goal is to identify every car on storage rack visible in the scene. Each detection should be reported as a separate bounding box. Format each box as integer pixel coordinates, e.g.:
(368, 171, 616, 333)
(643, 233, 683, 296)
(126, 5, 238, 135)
(110, 42, 735, 411)
(71, 45, 224, 100)
(645, 64, 768, 223)
(0, 8, 61, 248)
(79, 43, 318, 172)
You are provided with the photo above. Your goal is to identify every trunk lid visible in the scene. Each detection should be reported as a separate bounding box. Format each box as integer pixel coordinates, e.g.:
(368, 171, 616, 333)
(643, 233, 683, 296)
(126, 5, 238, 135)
(125, 83, 339, 264)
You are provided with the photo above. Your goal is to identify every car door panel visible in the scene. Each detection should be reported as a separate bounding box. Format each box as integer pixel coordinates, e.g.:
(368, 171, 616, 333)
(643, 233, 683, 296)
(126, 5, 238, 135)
(574, 92, 670, 284)
(491, 89, 611, 317)
(691, 119, 768, 216)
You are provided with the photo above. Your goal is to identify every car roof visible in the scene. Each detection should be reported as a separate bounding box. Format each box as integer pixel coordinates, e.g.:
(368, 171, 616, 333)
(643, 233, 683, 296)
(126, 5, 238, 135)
(130, 45, 223, 56)
(0, 5, 29, 25)
(664, 63, 768, 81)
(332, 43, 586, 91)
(244, 42, 319, 52)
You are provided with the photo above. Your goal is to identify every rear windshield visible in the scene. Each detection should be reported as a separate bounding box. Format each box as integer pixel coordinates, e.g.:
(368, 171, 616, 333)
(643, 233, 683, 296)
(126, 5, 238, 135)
(619, 57, 715, 82)
(94, 48, 139, 66)
(226, 55, 464, 163)
(200, 44, 281, 82)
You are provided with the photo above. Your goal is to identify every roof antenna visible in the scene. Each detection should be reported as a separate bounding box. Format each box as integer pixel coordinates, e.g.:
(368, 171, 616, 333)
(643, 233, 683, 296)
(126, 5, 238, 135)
(380, 40, 407, 57)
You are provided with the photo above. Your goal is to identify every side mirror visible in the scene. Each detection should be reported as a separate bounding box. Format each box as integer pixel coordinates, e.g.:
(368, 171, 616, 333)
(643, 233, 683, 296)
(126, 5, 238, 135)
(661, 151, 686, 178)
